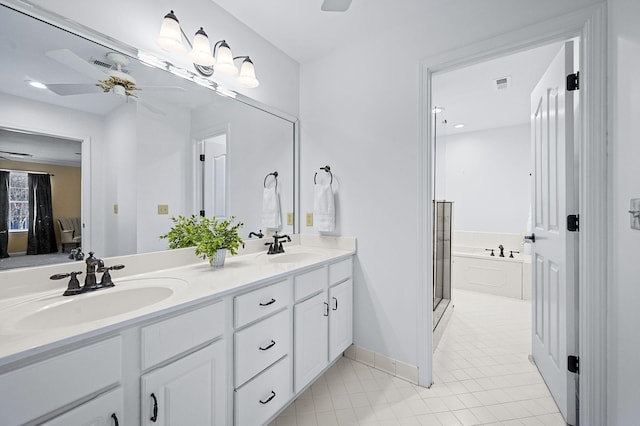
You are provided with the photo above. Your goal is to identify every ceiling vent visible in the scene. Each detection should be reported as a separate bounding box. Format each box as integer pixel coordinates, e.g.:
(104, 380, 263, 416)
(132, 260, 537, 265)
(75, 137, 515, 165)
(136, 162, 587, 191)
(494, 76, 511, 90)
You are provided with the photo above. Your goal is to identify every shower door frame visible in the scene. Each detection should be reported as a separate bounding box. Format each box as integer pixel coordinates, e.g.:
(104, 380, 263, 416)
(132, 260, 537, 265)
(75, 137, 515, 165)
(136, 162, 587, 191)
(417, 4, 607, 425)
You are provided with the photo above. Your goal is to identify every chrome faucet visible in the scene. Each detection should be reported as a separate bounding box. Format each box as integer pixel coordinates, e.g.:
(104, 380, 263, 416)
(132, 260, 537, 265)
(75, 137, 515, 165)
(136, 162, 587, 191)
(50, 252, 125, 296)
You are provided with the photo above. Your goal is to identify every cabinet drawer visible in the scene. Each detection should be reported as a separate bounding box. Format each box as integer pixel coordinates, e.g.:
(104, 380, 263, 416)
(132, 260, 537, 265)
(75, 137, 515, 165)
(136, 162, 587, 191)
(294, 266, 326, 302)
(141, 301, 224, 370)
(235, 309, 289, 387)
(42, 387, 123, 426)
(235, 356, 291, 426)
(235, 280, 289, 328)
(0, 336, 121, 426)
(329, 257, 353, 285)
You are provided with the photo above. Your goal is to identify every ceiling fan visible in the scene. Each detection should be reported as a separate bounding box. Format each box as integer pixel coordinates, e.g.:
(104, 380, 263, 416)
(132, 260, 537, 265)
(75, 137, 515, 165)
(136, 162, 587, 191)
(44, 49, 183, 114)
(321, 0, 352, 12)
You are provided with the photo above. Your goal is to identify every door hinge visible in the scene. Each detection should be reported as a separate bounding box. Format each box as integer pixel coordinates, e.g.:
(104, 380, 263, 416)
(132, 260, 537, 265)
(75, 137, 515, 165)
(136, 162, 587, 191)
(568, 355, 580, 374)
(199, 154, 205, 161)
(567, 72, 580, 91)
(567, 214, 579, 232)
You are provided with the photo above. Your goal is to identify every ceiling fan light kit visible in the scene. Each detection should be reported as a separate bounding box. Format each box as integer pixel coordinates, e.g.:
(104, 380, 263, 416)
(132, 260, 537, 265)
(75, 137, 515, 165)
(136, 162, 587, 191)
(157, 10, 259, 88)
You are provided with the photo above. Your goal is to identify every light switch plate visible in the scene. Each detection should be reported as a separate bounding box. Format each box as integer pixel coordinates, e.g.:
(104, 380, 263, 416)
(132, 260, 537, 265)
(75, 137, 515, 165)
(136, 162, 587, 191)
(287, 212, 294, 226)
(306, 213, 313, 227)
(158, 204, 169, 215)
(113, 204, 118, 214)
(631, 198, 640, 230)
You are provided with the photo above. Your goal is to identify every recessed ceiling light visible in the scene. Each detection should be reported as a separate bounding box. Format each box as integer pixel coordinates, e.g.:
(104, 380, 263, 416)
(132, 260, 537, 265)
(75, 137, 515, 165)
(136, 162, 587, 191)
(432, 107, 445, 114)
(454, 123, 465, 129)
(28, 81, 47, 89)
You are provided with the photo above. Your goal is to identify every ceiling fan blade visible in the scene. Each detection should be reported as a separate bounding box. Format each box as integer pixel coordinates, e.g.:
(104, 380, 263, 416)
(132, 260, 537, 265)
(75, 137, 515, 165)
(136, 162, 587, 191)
(46, 83, 103, 96)
(137, 85, 187, 92)
(321, 0, 352, 12)
(46, 49, 107, 80)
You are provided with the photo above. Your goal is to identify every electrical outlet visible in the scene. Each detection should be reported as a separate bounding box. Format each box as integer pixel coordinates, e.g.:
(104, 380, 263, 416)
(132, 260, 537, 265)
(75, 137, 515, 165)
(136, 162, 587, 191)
(113, 204, 118, 214)
(306, 213, 313, 227)
(158, 204, 169, 215)
(287, 212, 294, 225)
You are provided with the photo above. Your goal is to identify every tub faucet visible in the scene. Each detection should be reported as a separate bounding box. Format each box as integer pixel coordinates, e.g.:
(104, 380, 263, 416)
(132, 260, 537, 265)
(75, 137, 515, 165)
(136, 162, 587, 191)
(498, 245, 505, 257)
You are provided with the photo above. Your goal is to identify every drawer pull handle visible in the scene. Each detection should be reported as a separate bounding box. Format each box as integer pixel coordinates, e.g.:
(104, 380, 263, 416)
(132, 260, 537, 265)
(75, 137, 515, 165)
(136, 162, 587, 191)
(150, 393, 158, 422)
(324, 302, 329, 316)
(259, 340, 276, 351)
(332, 296, 338, 311)
(259, 390, 277, 404)
(111, 413, 119, 426)
(259, 298, 276, 306)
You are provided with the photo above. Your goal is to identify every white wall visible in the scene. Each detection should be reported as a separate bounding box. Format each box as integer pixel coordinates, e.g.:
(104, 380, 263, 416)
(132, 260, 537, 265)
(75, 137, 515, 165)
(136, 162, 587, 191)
(437, 124, 531, 234)
(299, 0, 602, 366)
(608, 0, 640, 422)
(27, 0, 300, 117)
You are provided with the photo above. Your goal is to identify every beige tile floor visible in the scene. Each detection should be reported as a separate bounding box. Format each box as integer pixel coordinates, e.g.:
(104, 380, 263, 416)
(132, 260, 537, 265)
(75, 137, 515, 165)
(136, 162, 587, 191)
(271, 289, 566, 426)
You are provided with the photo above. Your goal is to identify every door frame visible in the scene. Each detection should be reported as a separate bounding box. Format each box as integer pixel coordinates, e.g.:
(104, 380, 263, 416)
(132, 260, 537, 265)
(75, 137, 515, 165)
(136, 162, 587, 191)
(416, 4, 607, 424)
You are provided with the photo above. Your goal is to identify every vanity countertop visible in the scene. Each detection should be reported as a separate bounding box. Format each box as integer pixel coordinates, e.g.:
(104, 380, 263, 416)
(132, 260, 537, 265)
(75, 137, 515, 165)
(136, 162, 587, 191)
(0, 236, 356, 368)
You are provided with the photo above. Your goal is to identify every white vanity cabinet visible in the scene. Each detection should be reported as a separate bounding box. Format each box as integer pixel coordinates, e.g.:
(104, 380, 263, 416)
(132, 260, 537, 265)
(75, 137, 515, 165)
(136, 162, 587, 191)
(293, 258, 353, 394)
(140, 301, 227, 426)
(233, 279, 292, 425)
(141, 340, 226, 426)
(42, 387, 124, 426)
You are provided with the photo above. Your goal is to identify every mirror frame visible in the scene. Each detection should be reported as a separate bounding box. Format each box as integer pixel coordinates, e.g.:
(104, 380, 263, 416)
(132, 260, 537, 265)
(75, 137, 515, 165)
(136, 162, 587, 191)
(0, 0, 301, 237)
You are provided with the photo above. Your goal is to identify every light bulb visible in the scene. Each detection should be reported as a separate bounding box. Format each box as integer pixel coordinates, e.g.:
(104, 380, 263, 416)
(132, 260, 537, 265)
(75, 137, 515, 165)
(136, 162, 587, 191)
(214, 41, 238, 75)
(236, 58, 259, 88)
(156, 11, 186, 53)
(188, 28, 216, 66)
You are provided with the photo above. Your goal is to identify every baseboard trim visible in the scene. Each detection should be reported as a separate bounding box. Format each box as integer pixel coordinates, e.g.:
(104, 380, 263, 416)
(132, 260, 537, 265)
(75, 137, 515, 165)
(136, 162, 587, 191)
(344, 344, 420, 385)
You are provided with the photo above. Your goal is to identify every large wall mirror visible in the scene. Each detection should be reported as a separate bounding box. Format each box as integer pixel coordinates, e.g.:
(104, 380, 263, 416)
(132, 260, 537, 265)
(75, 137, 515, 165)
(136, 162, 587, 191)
(0, 3, 298, 269)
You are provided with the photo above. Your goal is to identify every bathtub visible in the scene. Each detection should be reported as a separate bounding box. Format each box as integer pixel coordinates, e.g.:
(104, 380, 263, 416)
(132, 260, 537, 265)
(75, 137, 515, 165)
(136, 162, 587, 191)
(451, 233, 532, 300)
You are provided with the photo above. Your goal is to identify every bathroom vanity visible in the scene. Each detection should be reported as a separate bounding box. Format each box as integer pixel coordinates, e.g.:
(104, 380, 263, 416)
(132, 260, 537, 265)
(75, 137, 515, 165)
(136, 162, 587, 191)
(0, 236, 355, 425)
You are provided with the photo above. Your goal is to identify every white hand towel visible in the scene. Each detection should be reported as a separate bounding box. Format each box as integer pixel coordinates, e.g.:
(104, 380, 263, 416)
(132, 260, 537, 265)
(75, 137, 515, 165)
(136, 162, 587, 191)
(261, 186, 281, 230)
(313, 183, 335, 232)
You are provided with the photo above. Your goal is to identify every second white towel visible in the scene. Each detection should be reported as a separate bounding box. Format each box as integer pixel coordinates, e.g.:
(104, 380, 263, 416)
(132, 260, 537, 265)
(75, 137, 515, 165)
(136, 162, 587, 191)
(261, 186, 281, 230)
(313, 183, 335, 232)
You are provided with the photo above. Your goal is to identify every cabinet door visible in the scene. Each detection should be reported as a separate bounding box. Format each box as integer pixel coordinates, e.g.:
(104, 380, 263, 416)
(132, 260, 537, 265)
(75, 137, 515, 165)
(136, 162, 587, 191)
(294, 291, 328, 393)
(329, 279, 353, 361)
(42, 387, 123, 426)
(141, 340, 226, 426)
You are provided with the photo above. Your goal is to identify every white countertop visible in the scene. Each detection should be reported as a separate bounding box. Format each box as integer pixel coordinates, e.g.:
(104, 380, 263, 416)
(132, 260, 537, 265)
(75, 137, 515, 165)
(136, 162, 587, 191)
(0, 236, 356, 368)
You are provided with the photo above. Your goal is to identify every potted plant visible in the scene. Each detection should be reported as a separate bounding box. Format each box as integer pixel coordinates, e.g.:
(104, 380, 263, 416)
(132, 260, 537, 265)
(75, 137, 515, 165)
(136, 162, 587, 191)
(160, 215, 244, 268)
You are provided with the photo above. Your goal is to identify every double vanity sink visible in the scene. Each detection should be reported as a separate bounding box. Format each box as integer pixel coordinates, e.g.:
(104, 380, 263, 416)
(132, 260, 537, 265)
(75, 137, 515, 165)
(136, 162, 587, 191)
(0, 236, 356, 426)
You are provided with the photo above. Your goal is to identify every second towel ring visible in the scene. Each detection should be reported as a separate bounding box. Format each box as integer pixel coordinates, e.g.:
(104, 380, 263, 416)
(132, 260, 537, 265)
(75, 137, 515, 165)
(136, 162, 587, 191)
(314, 166, 333, 185)
(264, 171, 278, 189)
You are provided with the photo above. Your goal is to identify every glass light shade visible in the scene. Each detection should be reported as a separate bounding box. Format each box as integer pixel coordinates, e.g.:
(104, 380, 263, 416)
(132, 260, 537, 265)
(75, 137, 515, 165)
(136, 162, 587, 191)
(214, 42, 238, 75)
(236, 58, 259, 88)
(188, 28, 216, 66)
(156, 11, 186, 53)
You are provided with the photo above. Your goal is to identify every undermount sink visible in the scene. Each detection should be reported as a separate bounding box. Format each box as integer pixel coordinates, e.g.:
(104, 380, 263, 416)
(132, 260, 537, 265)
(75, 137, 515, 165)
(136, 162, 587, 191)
(6, 277, 186, 331)
(267, 252, 321, 264)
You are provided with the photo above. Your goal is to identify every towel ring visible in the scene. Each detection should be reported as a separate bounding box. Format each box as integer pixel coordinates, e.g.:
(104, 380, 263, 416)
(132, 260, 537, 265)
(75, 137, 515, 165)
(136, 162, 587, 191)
(314, 165, 333, 185)
(264, 171, 278, 189)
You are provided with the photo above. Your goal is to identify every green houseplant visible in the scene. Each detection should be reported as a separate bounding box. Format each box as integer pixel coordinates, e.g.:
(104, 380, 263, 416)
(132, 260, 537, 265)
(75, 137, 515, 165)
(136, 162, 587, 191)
(160, 215, 244, 268)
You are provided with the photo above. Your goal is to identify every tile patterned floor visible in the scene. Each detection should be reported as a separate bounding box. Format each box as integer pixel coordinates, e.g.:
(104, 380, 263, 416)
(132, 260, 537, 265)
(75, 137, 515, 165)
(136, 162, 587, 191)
(271, 289, 566, 426)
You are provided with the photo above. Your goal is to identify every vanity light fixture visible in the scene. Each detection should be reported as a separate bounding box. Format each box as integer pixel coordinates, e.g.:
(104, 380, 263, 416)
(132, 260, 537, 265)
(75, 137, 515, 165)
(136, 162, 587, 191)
(156, 10, 259, 88)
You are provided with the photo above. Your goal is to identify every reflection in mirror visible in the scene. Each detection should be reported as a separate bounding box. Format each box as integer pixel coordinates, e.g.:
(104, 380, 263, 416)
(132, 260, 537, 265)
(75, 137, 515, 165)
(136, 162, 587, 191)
(0, 4, 297, 270)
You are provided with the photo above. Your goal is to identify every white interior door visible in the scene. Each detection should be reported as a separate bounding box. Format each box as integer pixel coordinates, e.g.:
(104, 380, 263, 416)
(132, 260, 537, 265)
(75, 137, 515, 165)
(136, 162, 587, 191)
(530, 40, 578, 425)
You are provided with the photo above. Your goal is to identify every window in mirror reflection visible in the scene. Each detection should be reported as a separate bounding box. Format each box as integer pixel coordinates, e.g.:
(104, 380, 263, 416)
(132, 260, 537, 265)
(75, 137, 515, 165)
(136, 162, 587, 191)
(8, 172, 29, 232)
